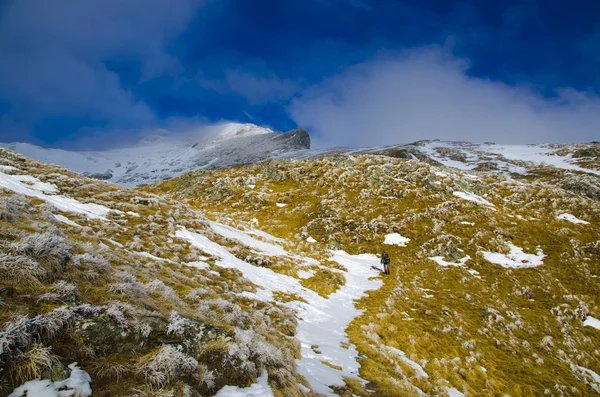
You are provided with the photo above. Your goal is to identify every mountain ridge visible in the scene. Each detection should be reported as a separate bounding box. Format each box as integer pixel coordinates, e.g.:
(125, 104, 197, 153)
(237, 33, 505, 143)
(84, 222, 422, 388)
(1, 123, 310, 187)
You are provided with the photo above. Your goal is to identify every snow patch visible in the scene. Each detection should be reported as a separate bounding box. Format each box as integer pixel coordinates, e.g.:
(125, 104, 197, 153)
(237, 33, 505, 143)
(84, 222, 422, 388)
(453, 191, 495, 208)
(384, 346, 428, 378)
(307, 236, 318, 243)
(557, 213, 590, 225)
(209, 221, 287, 256)
(297, 269, 315, 279)
(583, 316, 600, 331)
(0, 170, 115, 220)
(446, 387, 465, 397)
(53, 214, 81, 228)
(429, 256, 471, 267)
(8, 362, 92, 397)
(214, 370, 274, 397)
(276, 202, 287, 207)
(483, 243, 545, 268)
(383, 233, 410, 247)
(572, 365, 600, 393)
(177, 227, 383, 396)
(185, 261, 210, 270)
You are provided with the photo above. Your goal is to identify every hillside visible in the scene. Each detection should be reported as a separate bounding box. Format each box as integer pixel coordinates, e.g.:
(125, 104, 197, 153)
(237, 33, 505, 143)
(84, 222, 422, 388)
(146, 151, 600, 396)
(1, 143, 600, 396)
(1, 124, 310, 188)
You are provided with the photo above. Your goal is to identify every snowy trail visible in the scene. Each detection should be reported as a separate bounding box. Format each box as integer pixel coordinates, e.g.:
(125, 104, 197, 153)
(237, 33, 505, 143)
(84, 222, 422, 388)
(176, 227, 382, 396)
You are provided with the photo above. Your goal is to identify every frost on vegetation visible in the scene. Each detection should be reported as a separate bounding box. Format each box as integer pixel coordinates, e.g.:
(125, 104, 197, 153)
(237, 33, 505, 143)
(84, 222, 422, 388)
(0, 194, 31, 222)
(224, 328, 291, 384)
(146, 279, 184, 304)
(0, 306, 102, 368)
(13, 230, 72, 274)
(167, 311, 186, 336)
(109, 273, 148, 300)
(71, 253, 111, 272)
(38, 281, 80, 303)
(0, 253, 46, 285)
(8, 362, 92, 397)
(137, 345, 211, 388)
(104, 301, 150, 337)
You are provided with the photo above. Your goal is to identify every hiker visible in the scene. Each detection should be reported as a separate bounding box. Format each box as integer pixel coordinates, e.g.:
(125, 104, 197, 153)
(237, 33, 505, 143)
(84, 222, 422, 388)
(381, 251, 391, 275)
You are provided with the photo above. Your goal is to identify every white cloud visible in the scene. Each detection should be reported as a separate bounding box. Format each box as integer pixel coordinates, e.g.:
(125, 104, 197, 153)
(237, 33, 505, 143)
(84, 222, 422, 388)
(289, 46, 600, 148)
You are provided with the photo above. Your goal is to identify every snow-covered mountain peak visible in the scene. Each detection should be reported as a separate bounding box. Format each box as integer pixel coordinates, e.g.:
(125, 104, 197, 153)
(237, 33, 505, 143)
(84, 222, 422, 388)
(1, 123, 309, 187)
(211, 122, 273, 140)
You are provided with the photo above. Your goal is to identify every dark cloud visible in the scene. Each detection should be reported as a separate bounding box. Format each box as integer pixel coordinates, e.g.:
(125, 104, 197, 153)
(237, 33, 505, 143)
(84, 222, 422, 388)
(0, 0, 202, 144)
(1, 0, 599, 148)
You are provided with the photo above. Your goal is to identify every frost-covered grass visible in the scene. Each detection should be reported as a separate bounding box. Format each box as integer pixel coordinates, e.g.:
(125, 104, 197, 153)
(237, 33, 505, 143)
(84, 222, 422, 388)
(3, 146, 600, 396)
(0, 149, 304, 396)
(149, 154, 600, 396)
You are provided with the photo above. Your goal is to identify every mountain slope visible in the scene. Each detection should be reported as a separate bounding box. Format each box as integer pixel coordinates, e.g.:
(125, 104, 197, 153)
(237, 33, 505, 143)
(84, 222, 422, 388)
(147, 153, 600, 396)
(2, 141, 600, 396)
(1, 123, 310, 188)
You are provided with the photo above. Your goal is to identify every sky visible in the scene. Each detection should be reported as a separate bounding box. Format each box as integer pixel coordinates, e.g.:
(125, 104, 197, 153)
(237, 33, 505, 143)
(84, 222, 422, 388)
(0, 0, 599, 149)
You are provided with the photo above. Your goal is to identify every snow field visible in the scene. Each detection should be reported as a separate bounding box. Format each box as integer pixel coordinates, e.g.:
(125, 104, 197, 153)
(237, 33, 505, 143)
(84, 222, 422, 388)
(176, 225, 383, 396)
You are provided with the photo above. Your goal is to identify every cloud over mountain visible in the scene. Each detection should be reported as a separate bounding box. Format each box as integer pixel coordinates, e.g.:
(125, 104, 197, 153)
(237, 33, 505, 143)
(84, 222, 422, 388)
(289, 47, 600, 148)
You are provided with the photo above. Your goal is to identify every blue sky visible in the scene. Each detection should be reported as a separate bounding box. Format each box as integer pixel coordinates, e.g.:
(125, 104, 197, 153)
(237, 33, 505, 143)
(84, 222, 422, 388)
(1, 0, 599, 149)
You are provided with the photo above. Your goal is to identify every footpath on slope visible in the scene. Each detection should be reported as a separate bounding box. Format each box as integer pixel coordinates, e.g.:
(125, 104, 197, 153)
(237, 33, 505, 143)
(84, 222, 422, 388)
(177, 223, 383, 396)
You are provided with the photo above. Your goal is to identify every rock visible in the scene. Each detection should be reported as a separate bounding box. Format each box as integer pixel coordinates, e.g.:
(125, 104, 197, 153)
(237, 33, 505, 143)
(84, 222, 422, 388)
(83, 170, 113, 180)
(275, 128, 311, 149)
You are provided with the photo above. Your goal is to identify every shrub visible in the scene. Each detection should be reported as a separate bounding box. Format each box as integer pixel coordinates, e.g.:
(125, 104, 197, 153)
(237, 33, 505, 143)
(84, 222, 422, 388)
(146, 279, 183, 305)
(137, 345, 199, 388)
(14, 231, 72, 275)
(71, 253, 111, 273)
(7, 344, 61, 384)
(167, 311, 185, 337)
(0, 194, 31, 223)
(0, 254, 45, 286)
(38, 281, 80, 303)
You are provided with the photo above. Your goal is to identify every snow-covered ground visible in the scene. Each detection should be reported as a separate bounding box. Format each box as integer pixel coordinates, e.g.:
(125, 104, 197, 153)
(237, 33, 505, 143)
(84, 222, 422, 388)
(8, 363, 92, 397)
(429, 255, 471, 268)
(214, 370, 274, 397)
(384, 233, 411, 247)
(1, 123, 314, 187)
(453, 191, 495, 208)
(557, 213, 590, 225)
(482, 244, 545, 268)
(0, 169, 117, 220)
(177, 224, 383, 396)
(584, 316, 600, 331)
(417, 141, 600, 176)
